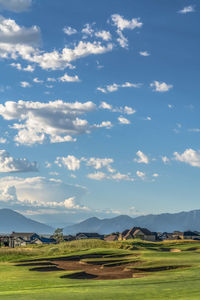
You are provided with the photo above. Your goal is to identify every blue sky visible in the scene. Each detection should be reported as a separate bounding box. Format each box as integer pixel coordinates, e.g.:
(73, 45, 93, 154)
(0, 0, 199, 226)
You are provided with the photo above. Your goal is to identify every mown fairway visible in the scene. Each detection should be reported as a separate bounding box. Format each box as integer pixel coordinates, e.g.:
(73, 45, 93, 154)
(1, 239, 200, 299)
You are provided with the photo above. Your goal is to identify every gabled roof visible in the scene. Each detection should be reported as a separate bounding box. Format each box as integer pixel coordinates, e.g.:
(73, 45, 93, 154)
(11, 232, 38, 238)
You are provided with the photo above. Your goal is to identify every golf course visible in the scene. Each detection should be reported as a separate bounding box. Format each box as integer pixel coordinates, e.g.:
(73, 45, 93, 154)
(1, 239, 200, 299)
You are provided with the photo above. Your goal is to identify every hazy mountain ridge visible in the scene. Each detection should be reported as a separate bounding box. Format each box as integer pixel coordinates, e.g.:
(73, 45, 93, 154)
(64, 210, 200, 234)
(0, 209, 54, 234)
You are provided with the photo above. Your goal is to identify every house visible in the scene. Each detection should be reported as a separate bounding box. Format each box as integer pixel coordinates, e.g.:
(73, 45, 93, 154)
(104, 234, 119, 241)
(63, 235, 75, 242)
(0, 235, 10, 247)
(75, 232, 104, 240)
(9, 232, 40, 247)
(123, 227, 156, 241)
(182, 231, 200, 240)
(10, 232, 40, 242)
(32, 236, 56, 245)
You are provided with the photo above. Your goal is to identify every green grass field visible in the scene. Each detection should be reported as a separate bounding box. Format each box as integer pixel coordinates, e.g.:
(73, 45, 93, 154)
(1, 239, 200, 299)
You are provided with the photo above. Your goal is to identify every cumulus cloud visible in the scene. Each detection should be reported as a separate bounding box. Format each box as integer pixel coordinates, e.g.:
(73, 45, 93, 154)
(111, 14, 142, 31)
(136, 170, 145, 179)
(150, 81, 173, 92)
(0, 16, 40, 46)
(118, 116, 130, 124)
(178, 5, 195, 14)
(0, 0, 32, 12)
(99, 101, 136, 115)
(20, 81, 31, 88)
(33, 77, 43, 84)
(174, 149, 200, 167)
(0, 17, 113, 71)
(162, 156, 170, 164)
(97, 82, 141, 93)
(10, 62, 35, 72)
(55, 155, 81, 171)
(95, 30, 112, 41)
(0, 176, 88, 211)
(134, 151, 149, 164)
(94, 121, 113, 129)
(0, 100, 96, 145)
(0, 150, 38, 172)
(63, 26, 77, 35)
(59, 73, 80, 82)
(86, 157, 114, 173)
(111, 14, 143, 48)
(139, 51, 150, 56)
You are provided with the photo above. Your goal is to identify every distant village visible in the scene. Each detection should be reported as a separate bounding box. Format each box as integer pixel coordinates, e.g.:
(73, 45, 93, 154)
(1, 227, 200, 248)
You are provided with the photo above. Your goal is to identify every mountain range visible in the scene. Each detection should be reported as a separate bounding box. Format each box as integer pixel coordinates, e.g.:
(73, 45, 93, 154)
(1, 208, 200, 235)
(0, 209, 54, 234)
(64, 210, 200, 234)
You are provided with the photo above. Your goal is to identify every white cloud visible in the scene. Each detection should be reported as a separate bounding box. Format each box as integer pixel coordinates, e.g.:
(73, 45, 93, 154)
(11, 63, 34, 72)
(0, 16, 40, 46)
(82, 23, 94, 36)
(152, 173, 159, 178)
(0, 176, 87, 211)
(95, 121, 113, 129)
(150, 81, 173, 92)
(87, 171, 134, 181)
(59, 73, 80, 82)
(111, 14, 143, 31)
(97, 82, 141, 93)
(0, 100, 96, 145)
(99, 101, 136, 115)
(0, 0, 32, 12)
(99, 101, 112, 110)
(95, 30, 111, 41)
(134, 151, 149, 164)
(117, 30, 128, 48)
(33, 77, 43, 84)
(111, 14, 143, 48)
(86, 157, 114, 172)
(136, 170, 145, 179)
(178, 5, 195, 14)
(0, 150, 38, 172)
(162, 156, 170, 164)
(0, 137, 7, 143)
(118, 116, 130, 124)
(139, 51, 150, 56)
(0, 17, 113, 71)
(174, 149, 200, 167)
(55, 155, 81, 171)
(24, 64, 34, 72)
(20, 81, 31, 88)
(63, 26, 77, 35)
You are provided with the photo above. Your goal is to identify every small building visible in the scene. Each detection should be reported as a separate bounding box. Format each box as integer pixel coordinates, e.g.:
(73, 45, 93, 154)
(63, 235, 75, 242)
(182, 231, 200, 240)
(104, 234, 119, 242)
(76, 232, 104, 240)
(123, 227, 156, 241)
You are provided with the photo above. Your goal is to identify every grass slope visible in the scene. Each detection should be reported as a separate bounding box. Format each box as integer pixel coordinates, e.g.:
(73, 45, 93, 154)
(1, 239, 200, 299)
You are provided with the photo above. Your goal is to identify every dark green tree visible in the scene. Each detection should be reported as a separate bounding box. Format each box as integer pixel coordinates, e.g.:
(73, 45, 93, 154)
(53, 228, 64, 243)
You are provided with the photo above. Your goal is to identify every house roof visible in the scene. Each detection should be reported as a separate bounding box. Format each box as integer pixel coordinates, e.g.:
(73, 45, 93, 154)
(104, 234, 118, 241)
(76, 232, 103, 237)
(11, 232, 38, 239)
(183, 231, 200, 236)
